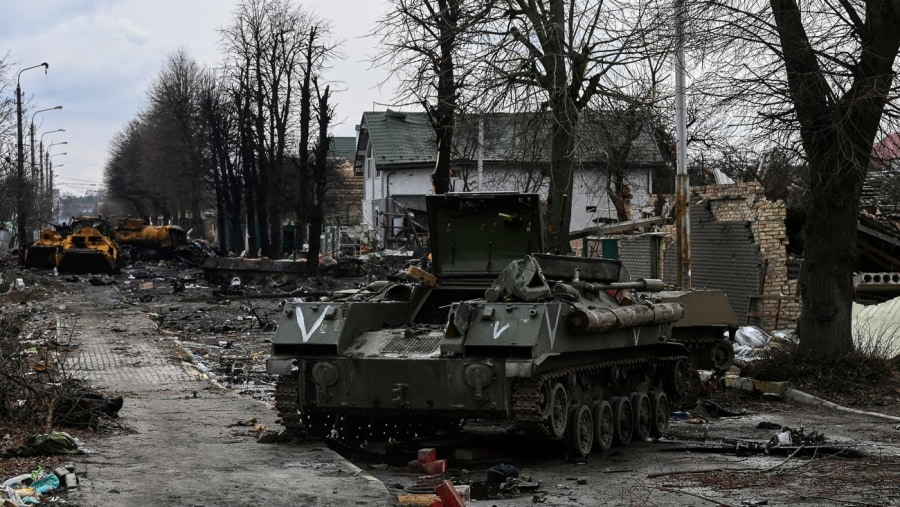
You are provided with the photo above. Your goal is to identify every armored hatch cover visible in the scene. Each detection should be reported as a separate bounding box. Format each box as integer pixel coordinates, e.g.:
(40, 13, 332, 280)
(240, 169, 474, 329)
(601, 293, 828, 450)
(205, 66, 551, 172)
(426, 192, 543, 280)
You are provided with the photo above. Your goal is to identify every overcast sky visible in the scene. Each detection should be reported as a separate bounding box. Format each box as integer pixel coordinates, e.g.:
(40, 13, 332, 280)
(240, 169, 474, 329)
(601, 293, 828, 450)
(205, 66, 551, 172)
(1, 0, 394, 196)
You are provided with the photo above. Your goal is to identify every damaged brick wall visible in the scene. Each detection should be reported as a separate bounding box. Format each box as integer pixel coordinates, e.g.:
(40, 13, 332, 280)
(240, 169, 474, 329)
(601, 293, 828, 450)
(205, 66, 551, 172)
(666, 183, 800, 329)
(576, 182, 800, 330)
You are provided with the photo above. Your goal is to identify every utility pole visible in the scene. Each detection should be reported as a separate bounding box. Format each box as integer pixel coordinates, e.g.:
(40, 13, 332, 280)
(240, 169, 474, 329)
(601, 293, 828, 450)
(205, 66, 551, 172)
(674, 0, 691, 289)
(15, 62, 49, 262)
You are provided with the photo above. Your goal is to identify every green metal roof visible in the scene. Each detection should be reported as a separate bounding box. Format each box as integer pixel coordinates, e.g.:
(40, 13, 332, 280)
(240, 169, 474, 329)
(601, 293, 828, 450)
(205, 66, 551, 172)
(360, 111, 434, 166)
(328, 136, 356, 159)
(357, 110, 665, 169)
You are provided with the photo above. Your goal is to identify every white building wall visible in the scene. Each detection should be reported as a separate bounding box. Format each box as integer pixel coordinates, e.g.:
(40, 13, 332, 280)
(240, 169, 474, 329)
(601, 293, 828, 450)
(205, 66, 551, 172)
(570, 167, 653, 232)
(361, 137, 655, 243)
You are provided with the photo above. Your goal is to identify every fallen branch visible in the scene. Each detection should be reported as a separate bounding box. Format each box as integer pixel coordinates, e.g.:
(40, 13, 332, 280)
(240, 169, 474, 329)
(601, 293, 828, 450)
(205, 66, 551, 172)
(798, 495, 879, 506)
(654, 486, 736, 506)
(763, 444, 804, 473)
(648, 467, 764, 479)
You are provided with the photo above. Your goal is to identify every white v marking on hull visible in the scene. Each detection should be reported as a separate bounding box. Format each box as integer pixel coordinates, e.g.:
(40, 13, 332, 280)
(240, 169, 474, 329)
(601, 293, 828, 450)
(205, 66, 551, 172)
(545, 306, 562, 349)
(493, 321, 510, 339)
(295, 306, 331, 343)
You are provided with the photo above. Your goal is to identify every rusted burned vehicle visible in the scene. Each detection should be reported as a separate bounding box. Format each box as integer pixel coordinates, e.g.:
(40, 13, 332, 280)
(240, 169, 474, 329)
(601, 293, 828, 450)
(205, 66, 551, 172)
(56, 216, 122, 274)
(113, 217, 191, 264)
(114, 217, 187, 249)
(24, 225, 69, 269)
(268, 193, 692, 457)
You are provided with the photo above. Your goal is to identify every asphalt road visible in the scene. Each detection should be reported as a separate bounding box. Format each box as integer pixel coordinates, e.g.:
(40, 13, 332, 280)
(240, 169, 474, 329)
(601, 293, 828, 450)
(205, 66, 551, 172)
(20, 267, 900, 507)
(54, 276, 391, 507)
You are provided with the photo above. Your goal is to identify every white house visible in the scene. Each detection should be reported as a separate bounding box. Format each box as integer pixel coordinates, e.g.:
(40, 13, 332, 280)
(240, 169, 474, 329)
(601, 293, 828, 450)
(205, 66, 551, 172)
(354, 110, 668, 247)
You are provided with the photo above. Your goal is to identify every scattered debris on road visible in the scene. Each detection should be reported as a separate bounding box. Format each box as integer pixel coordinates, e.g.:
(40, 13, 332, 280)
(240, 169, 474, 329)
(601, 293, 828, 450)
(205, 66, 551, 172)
(657, 425, 860, 456)
(1, 460, 80, 506)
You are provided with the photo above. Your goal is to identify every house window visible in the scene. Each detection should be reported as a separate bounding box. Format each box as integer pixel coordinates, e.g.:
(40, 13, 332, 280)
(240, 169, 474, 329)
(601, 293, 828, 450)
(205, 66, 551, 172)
(365, 144, 375, 180)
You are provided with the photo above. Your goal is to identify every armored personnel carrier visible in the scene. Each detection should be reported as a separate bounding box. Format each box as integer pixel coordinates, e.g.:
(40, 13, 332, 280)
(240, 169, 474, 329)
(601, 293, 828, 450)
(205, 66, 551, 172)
(268, 193, 690, 456)
(56, 216, 122, 274)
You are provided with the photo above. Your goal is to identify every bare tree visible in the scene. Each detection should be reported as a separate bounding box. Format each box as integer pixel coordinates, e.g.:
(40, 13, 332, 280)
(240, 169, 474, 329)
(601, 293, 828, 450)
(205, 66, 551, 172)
(200, 74, 246, 254)
(375, 0, 494, 195)
(221, 0, 312, 258)
(104, 119, 161, 216)
(692, 0, 900, 359)
(291, 18, 336, 260)
(306, 79, 335, 276)
(474, 0, 669, 253)
(144, 48, 210, 231)
(0, 53, 18, 228)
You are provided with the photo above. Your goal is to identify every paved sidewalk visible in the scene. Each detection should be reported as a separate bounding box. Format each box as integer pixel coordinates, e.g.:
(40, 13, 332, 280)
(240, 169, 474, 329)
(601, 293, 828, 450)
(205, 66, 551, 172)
(62, 284, 390, 506)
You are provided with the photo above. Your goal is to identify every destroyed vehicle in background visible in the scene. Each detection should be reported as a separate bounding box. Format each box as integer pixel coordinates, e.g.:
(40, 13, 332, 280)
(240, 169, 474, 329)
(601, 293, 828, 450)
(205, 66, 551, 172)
(24, 225, 69, 269)
(268, 192, 691, 457)
(113, 217, 196, 265)
(114, 217, 187, 249)
(56, 216, 122, 274)
(654, 290, 738, 373)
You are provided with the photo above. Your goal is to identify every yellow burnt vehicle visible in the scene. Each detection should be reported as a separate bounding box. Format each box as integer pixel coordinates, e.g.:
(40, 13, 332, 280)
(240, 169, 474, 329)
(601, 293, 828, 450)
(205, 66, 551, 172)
(114, 217, 187, 249)
(56, 216, 122, 274)
(24, 226, 69, 269)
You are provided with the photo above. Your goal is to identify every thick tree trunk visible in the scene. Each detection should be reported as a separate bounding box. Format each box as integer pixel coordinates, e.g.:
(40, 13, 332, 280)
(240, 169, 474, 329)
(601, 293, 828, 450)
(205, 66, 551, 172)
(770, 0, 900, 359)
(796, 157, 860, 359)
(431, 135, 453, 194)
(545, 103, 578, 254)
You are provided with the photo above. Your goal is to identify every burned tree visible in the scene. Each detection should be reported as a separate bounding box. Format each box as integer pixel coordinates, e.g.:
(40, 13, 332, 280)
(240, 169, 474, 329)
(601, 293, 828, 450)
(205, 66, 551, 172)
(292, 18, 335, 261)
(305, 80, 334, 277)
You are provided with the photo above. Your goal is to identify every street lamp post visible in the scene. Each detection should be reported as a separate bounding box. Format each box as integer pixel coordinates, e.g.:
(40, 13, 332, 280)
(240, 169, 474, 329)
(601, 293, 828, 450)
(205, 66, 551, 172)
(31, 108, 63, 226)
(30, 105, 62, 184)
(15, 62, 49, 261)
(48, 152, 67, 223)
(40, 129, 65, 213)
(48, 164, 63, 223)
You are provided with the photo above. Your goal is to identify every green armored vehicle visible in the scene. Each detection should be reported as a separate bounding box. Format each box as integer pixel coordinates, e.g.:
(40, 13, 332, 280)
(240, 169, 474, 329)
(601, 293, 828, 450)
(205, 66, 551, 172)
(268, 193, 691, 456)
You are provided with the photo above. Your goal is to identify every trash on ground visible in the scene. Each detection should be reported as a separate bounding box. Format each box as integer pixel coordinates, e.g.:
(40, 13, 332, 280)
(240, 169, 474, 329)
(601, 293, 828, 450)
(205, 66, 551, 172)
(0, 431, 84, 458)
(733, 326, 799, 360)
(658, 425, 859, 456)
(1, 464, 77, 506)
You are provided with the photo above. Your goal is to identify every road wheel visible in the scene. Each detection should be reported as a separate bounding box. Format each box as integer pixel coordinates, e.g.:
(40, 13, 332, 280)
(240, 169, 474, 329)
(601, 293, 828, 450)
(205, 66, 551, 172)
(592, 400, 614, 453)
(710, 340, 735, 372)
(665, 359, 689, 399)
(546, 382, 568, 440)
(566, 404, 594, 458)
(611, 396, 634, 446)
(631, 392, 652, 442)
(650, 391, 669, 438)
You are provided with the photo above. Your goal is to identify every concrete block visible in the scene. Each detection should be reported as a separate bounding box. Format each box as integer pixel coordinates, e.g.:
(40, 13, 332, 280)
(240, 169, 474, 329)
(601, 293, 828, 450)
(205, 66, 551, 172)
(64, 473, 78, 489)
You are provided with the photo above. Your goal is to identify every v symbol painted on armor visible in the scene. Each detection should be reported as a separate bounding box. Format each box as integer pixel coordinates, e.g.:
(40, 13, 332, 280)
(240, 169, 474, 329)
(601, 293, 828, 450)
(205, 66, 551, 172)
(295, 306, 331, 343)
